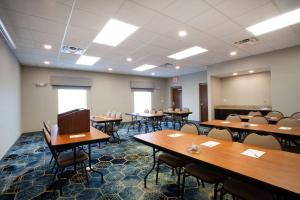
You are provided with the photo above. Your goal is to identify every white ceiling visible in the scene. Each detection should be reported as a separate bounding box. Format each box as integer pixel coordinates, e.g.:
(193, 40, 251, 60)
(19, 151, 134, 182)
(0, 0, 300, 77)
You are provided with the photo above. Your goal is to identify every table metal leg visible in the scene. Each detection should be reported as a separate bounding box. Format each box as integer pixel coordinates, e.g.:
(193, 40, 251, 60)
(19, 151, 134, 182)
(144, 148, 157, 188)
(88, 144, 104, 183)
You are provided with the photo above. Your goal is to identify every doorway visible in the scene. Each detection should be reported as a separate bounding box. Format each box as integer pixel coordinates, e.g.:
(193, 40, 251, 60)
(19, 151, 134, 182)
(199, 84, 208, 122)
(171, 87, 182, 109)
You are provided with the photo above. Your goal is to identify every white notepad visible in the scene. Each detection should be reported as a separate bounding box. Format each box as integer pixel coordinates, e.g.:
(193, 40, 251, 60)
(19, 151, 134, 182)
(168, 133, 183, 138)
(249, 124, 258, 127)
(278, 127, 292, 130)
(241, 149, 265, 158)
(201, 141, 220, 148)
(69, 134, 86, 138)
(221, 121, 230, 124)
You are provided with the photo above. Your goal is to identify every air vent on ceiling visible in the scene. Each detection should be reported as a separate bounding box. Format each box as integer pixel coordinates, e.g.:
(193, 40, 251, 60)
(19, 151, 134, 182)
(233, 37, 259, 47)
(159, 63, 174, 69)
(61, 45, 85, 55)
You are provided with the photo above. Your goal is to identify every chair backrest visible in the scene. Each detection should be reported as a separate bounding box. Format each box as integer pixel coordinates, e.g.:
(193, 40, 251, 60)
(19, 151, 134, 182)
(248, 116, 268, 124)
(207, 128, 233, 141)
(226, 114, 241, 122)
(174, 108, 180, 112)
(43, 121, 50, 134)
(291, 112, 300, 120)
(182, 107, 190, 112)
(243, 133, 281, 150)
(150, 109, 156, 114)
(277, 117, 300, 127)
(116, 112, 122, 118)
(106, 111, 111, 117)
(180, 123, 199, 134)
(42, 128, 58, 160)
(111, 112, 116, 118)
(248, 111, 262, 116)
(157, 110, 163, 115)
(167, 107, 173, 112)
(266, 111, 284, 119)
(144, 109, 149, 113)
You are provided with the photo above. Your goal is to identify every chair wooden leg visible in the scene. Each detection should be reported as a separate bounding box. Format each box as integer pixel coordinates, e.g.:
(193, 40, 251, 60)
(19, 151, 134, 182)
(213, 182, 219, 200)
(83, 162, 89, 184)
(181, 172, 186, 198)
(49, 156, 53, 165)
(196, 178, 200, 186)
(201, 180, 205, 188)
(155, 160, 160, 184)
(177, 167, 182, 186)
(52, 167, 59, 182)
(172, 168, 175, 175)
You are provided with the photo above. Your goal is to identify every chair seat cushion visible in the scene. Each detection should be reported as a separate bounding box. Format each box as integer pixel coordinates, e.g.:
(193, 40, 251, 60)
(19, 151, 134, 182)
(184, 163, 225, 183)
(58, 150, 89, 167)
(223, 179, 273, 200)
(158, 153, 187, 167)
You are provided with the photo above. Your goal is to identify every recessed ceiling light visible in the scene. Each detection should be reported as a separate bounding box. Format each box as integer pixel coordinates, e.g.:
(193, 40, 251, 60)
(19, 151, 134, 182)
(230, 51, 237, 56)
(126, 57, 132, 62)
(44, 61, 50, 65)
(108, 68, 113, 71)
(168, 46, 208, 60)
(44, 44, 52, 50)
(175, 66, 180, 69)
(76, 55, 100, 66)
(151, 72, 155, 76)
(93, 18, 139, 47)
(249, 70, 255, 73)
(233, 72, 238, 76)
(178, 30, 187, 37)
(133, 64, 158, 72)
(246, 8, 300, 36)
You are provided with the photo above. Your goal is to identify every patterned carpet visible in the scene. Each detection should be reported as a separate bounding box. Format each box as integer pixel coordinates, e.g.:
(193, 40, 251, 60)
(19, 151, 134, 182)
(0, 123, 225, 200)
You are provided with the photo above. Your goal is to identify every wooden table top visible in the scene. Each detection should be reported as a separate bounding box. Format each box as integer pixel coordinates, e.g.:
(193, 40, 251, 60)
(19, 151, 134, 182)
(240, 115, 280, 122)
(125, 112, 165, 118)
(90, 116, 123, 123)
(163, 111, 192, 115)
(50, 125, 109, 147)
(201, 120, 300, 137)
(134, 129, 300, 195)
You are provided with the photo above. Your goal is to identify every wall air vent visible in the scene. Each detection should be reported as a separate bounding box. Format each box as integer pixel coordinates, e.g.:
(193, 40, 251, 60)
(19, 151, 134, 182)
(159, 63, 174, 69)
(60, 45, 85, 55)
(233, 37, 259, 47)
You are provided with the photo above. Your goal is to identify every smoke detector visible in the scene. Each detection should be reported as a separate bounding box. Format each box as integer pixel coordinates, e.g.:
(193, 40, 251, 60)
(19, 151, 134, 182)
(61, 45, 85, 55)
(233, 37, 259, 47)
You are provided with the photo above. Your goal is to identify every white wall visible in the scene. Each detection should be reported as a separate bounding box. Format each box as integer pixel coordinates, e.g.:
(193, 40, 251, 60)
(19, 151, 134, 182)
(219, 72, 271, 106)
(21, 67, 168, 133)
(0, 39, 21, 158)
(167, 71, 207, 121)
(207, 45, 300, 119)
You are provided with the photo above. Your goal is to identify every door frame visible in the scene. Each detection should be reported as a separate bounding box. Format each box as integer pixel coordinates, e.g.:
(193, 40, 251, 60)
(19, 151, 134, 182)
(171, 86, 182, 109)
(199, 83, 208, 122)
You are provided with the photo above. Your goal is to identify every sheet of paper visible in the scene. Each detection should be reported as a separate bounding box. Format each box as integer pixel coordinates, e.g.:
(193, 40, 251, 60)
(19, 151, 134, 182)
(221, 121, 230, 124)
(278, 126, 292, 130)
(249, 124, 258, 127)
(241, 149, 265, 158)
(167, 133, 183, 138)
(201, 141, 220, 148)
(69, 134, 86, 138)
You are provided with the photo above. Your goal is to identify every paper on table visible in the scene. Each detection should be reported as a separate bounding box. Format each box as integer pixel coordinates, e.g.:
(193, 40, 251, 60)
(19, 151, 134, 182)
(221, 121, 230, 124)
(241, 149, 265, 158)
(69, 134, 86, 138)
(249, 124, 258, 127)
(168, 133, 183, 138)
(201, 141, 220, 148)
(278, 126, 292, 130)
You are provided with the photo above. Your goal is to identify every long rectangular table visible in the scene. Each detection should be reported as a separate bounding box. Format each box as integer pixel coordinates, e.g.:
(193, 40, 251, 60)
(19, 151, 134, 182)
(90, 115, 122, 132)
(163, 111, 192, 129)
(201, 120, 300, 138)
(134, 129, 300, 197)
(239, 115, 280, 123)
(51, 125, 110, 182)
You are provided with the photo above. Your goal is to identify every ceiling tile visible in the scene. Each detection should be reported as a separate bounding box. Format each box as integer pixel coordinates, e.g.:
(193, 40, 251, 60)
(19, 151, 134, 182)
(64, 25, 98, 49)
(272, 0, 300, 13)
(206, 20, 242, 38)
(163, 0, 211, 22)
(131, 0, 174, 11)
(150, 35, 191, 51)
(28, 16, 65, 36)
(220, 30, 253, 44)
(240, 42, 274, 55)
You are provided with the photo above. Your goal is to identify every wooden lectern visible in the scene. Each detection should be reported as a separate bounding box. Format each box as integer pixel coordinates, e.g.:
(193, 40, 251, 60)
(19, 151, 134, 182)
(57, 108, 90, 134)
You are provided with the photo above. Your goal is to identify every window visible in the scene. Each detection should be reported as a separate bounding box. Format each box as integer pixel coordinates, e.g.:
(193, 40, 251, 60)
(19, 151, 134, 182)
(58, 88, 87, 114)
(134, 91, 151, 113)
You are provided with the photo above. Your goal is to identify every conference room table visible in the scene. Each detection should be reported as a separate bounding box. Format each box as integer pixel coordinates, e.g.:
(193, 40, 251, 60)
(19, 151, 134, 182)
(50, 125, 109, 182)
(90, 115, 123, 133)
(134, 129, 300, 197)
(239, 115, 280, 124)
(125, 112, 165, 133)
(163, 111, 192, 129)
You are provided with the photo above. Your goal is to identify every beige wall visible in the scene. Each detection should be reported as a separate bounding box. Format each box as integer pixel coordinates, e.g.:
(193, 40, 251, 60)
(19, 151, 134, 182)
(167, 71, 207, 121)
(207, 45, 300, 119)
(218, 72, 271, 106)
(0, 39, 21, 158)
(21, 67, 168, 133)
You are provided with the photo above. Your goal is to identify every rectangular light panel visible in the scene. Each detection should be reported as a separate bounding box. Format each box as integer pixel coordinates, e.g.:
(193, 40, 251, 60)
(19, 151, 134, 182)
(246, 8, 300, 36)
(93, 18, 139, 47)
(76, 55, 100, 66)
(133, 64, 158, 72)
(168, 46, 208, 60)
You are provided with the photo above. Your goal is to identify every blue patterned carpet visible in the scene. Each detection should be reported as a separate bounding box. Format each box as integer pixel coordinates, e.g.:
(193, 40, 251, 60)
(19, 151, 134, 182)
(0, 123, 224, 200)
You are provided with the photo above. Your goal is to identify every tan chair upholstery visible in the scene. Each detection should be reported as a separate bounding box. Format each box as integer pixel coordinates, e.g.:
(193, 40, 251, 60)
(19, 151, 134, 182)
(226, 114, 241, 122)
(157, 110, 163, 115)
(277, 117, 300, 127)
(175, 108, 180, 112)
(116, 112, 122, 118)
(248, 111, 262, 116)
(144, 109, 149, 113)
(266, 111, 284, 119)
(150, 109, 156, 114)
(207, 128, 233, 141)
(182, 107, 190, 112)
(167, 107, 173, 112)
(248, 116, 268, 124)
(57, 151, 89, 167)
(291, 112, 300, 120)
(243, 133, 281, 150)
(180, 124, 199, 134)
